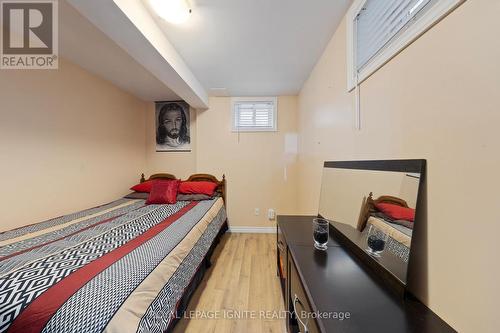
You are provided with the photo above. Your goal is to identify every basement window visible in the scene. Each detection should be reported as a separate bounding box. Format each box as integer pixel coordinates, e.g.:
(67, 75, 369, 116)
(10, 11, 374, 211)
(346, 0, 464, 91)
(232, 97, 277, 132)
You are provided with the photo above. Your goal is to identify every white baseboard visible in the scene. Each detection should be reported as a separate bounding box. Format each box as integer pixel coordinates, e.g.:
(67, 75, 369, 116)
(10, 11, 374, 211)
(228, 226, 276, 234)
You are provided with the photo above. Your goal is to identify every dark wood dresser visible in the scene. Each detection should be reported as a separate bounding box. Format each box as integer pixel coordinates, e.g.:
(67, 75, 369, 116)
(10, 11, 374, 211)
(277, 215, 455, 333)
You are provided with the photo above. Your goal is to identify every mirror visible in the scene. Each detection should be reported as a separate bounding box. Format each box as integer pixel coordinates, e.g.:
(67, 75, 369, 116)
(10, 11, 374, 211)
(318, 160, 425, 284)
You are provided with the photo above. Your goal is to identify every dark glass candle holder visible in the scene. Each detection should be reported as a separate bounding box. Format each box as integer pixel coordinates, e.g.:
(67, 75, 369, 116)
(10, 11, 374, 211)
(366, 225, 389, 257)
(312, 218, 329, 250)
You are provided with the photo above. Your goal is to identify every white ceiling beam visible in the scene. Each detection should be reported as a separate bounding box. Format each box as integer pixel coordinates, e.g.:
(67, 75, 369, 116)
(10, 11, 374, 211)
(67, 0, 208, 109)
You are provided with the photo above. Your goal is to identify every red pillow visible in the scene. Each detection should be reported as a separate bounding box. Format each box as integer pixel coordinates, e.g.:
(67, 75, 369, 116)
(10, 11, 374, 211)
(130, 180, 155, 193)
(146, 180, 180, 205)
(375, 203, 415, 222)
(178, 181, 217, 196)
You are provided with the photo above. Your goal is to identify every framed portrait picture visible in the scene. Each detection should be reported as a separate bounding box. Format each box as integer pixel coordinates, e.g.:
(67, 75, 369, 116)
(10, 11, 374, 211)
(155, 101, 191, 152)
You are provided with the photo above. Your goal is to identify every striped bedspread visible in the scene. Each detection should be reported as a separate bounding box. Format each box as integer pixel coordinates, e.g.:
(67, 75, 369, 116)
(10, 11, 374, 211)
(0, 197, 226, 333)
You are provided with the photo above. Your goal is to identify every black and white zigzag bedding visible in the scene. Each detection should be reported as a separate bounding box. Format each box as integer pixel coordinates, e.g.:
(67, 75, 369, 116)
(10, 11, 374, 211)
(0, 197, 226, 333)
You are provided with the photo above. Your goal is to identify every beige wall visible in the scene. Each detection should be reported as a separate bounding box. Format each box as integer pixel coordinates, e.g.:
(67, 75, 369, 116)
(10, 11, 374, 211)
(297, 1, 500, 332)
(197, 96, 299, 227)
(144, 96, 299, 227)
(0, 58, 147, 231)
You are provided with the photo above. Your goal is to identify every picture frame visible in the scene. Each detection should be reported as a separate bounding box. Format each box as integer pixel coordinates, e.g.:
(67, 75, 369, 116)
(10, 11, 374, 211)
(155, 101, 191, 152)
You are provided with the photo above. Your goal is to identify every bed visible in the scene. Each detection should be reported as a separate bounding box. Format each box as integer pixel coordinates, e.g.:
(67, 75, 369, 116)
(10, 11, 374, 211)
(0, 173, 227, 333)
(357, 192, 412, 261)
(366, 216, 412, 247)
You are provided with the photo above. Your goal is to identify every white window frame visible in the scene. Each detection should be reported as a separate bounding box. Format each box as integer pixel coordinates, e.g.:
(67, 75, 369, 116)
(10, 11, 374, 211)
(231, 97, 278, 132)
(346, 0, 464, 91)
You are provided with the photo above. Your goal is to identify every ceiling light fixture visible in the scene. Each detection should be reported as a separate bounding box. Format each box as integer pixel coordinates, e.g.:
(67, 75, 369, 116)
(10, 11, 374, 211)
(149, 0, 192, 24)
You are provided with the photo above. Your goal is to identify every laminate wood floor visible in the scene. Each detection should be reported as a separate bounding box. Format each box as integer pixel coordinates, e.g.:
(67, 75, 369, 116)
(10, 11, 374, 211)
(172, 233, 287, 333)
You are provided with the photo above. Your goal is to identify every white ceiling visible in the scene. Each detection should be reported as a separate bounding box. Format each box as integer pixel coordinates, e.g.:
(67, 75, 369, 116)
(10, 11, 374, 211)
(146, 0, 352, 96)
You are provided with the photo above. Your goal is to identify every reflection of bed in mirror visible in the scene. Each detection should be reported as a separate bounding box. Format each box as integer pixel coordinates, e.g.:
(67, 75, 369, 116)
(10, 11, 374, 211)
(318, 160, 425, 290)
(357, 192, 417, 261)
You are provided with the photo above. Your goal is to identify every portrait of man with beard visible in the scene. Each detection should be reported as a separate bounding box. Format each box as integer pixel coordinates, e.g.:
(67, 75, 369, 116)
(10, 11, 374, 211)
(155, 101, 191, 151)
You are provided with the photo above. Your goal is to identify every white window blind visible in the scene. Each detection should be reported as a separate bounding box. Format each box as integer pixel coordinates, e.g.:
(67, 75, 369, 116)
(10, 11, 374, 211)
(356, 0, 432, 71)
(232, 98, 277, 132)
(346, 0, 463, 91)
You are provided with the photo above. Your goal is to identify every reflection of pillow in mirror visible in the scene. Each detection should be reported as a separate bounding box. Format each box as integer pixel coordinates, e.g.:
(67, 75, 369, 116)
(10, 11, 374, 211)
(375, 203, 415, 222)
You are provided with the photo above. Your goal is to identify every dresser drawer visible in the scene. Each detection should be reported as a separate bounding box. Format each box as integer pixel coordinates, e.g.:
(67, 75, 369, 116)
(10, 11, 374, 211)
(278, 229, 286, 255)
(289, 258, 321, 333)
(277, 230, 287, 278)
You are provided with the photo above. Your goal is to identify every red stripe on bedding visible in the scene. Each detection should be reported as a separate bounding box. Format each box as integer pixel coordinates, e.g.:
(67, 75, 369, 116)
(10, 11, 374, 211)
(0, 213, 129, 262)
(7, 201, 198, 333)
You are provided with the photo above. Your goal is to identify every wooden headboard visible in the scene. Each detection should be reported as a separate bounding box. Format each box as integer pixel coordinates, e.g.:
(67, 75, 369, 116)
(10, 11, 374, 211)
(140, 173, 226, 204)
(140, 173, 176, 182)
(357, 192, 409, 231)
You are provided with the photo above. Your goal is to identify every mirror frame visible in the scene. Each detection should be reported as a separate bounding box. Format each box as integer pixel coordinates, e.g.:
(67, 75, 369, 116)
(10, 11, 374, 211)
(320, 159, 426, 297)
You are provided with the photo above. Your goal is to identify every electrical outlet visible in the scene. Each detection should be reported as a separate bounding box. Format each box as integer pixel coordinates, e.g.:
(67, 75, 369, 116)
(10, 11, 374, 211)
(268, 209, 276, 221)
(254, 208, 260, 216)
